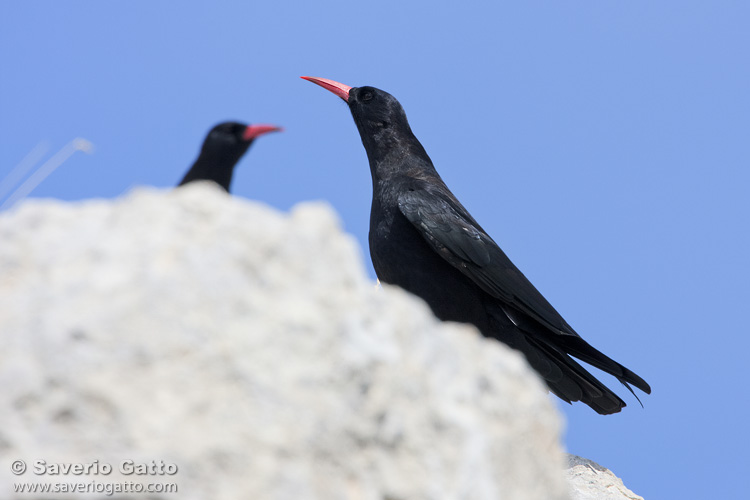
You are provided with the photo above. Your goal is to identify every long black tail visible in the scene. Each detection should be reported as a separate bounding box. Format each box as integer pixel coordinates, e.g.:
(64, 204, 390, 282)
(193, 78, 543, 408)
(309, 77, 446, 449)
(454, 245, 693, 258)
(486, 304, 651, 415)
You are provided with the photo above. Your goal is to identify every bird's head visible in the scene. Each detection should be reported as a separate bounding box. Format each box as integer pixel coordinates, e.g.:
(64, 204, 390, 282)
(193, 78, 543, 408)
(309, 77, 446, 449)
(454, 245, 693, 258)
(201, 122, 282, 164)
(301, 76, 426, 175)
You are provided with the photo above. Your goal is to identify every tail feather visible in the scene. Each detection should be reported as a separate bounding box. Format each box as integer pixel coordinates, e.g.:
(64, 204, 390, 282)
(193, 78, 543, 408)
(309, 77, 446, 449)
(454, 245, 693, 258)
(485, 304, 649, 415)
(619, 380, 644, 408)
(528, 336, 626, 414)
(555, 336, 652, 395)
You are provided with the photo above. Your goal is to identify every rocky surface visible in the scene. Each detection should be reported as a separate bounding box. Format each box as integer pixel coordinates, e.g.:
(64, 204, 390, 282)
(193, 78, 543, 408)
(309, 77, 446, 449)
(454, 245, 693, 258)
(0, 184, 641, 499)
(565, 455, 644, 500)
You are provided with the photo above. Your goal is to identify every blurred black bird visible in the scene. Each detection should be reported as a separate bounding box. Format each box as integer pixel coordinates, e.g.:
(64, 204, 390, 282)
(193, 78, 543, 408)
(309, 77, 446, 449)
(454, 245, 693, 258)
(178, 122, 282, 192)
(302, 76, 650, 414)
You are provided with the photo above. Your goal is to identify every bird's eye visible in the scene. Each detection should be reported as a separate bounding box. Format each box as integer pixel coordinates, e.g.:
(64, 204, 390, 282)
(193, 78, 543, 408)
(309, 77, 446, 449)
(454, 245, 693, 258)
(362, 91, 373, 102)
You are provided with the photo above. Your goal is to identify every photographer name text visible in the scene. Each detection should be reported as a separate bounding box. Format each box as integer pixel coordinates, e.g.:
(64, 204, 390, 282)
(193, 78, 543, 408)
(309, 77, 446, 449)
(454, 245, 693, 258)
(14, 460, 177, 476)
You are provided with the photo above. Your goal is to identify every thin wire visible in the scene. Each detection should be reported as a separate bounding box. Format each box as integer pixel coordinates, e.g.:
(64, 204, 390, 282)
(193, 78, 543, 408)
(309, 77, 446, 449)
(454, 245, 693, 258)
(0, 141, 50, 203)
(0, 138, 94, 211)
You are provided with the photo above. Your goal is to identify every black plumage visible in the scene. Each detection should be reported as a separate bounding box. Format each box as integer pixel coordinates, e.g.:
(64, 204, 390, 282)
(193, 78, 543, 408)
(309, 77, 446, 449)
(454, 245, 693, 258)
(178, 122, 281, 192)
(303, 76, 650, 414)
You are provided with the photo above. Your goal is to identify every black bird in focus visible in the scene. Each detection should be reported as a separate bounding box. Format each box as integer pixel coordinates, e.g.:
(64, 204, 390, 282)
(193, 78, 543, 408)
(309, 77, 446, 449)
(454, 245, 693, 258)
(302, 76, 651, 414)
(178, 122, 282, 192)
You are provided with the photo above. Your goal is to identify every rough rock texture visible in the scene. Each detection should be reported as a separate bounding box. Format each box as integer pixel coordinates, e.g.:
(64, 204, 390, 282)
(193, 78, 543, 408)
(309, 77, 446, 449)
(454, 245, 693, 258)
(0, 184, 639, 499)
(566, 456, 644, 500)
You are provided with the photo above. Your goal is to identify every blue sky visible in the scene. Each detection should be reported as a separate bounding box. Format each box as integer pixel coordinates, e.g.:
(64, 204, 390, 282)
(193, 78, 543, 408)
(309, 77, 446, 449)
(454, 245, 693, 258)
(2, 2, 749, 498)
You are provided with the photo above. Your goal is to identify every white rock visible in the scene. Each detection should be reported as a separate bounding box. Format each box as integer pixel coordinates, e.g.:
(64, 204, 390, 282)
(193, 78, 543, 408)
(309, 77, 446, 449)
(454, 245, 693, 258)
(0, 183, 634, 500)
(566, 455, 644, 500)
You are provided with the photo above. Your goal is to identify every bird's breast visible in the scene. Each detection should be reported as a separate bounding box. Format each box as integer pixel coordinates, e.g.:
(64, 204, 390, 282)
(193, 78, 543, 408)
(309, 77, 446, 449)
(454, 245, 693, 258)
(368, 208, 489, 330)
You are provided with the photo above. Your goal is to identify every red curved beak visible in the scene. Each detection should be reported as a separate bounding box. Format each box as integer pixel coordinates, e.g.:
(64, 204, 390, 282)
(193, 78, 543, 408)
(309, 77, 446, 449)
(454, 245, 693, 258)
(243, 124, 283, 141)
(301, 76, 352, 102)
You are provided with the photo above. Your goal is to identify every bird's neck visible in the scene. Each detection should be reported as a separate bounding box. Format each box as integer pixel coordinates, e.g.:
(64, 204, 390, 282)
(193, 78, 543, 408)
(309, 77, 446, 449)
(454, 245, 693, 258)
(368, 141, 436, 185)
(180, 153, 235, 191)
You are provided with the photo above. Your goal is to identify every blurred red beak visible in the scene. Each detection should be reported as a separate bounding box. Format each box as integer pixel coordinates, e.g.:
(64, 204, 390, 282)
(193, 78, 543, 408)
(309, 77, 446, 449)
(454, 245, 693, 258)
(243, 124, 283, 141)
(301, 76, 352, 102)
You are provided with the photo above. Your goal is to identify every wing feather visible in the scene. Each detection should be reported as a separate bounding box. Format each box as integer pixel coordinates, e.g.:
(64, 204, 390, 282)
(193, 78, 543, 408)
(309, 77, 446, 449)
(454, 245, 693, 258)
(398, 186, 575, 336)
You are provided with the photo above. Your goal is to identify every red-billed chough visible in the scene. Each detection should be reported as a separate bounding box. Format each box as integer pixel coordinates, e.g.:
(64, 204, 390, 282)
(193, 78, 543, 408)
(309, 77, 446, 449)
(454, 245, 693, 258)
(302, 76, 651, 415)
(178, 122, 281, 192)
